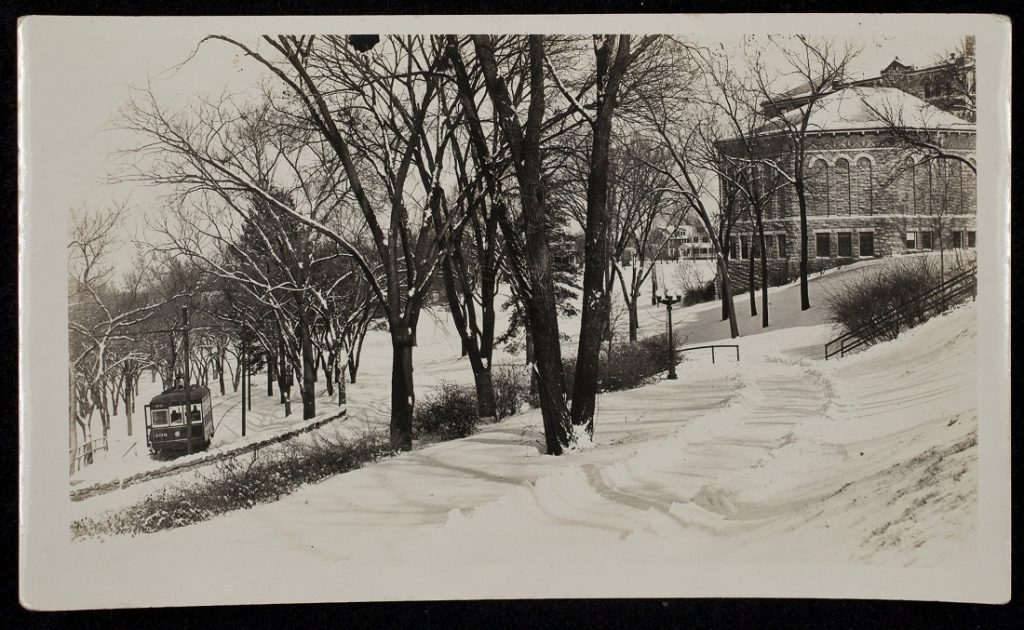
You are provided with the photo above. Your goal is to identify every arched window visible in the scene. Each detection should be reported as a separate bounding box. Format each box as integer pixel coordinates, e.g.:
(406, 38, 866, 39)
(927, 160, 935, 215)
(900, 156, 916, 214)
(834, 158, 851, 215)
(856, 157, 873, 215)
(923, 78, 933, 97)
(810, 158, 830, 216)
(777, 179, 789, 218)
(955, 161, 964, 214)
(913, 158, 929, 215)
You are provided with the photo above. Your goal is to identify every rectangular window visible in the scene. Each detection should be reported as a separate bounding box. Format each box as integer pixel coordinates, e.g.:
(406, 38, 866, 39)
(752, 237, 761, 259)
(905, 231, 917, 250)
(859, 232, 874, 257)
(741, 235, 749, 259)
(777, 234, 787, 259)
(967, 231, 976, 248)
(730, 237, 739, 259)
(952, 231, 963, 248)
(816, 233, 831, 257)
(170, 409, 183, 426)
(151, 409, 168, 426)
(837, 232, 852, 257)
(920, 231, 933, 250)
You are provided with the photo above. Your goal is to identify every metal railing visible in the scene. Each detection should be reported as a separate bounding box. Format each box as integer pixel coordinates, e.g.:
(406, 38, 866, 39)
(69, 436, 109, 474)
(824, 264, 977, 360)
(678, 344, 740, 364)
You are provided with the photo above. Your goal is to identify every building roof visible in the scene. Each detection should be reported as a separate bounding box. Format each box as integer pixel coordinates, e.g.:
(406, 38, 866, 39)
(775, 86, 975, 134)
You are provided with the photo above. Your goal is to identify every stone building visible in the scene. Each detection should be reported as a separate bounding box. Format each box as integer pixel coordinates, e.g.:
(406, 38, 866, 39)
(765, 36, 976, 123)
(720, 84, 976, 293)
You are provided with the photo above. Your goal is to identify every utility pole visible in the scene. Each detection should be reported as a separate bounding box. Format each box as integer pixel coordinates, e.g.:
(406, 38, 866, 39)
(182, 306, 192, 455)
(659, 294, 682, 380)
(247, 352, 252, 411)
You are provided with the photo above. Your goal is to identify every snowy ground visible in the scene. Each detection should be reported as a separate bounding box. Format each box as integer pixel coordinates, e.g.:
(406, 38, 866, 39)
(60, 255, 981, 605)
(72, 259, 718, 482)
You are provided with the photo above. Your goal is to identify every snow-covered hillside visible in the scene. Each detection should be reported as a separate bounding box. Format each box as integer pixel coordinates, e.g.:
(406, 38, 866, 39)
(62, 292, 979, 605)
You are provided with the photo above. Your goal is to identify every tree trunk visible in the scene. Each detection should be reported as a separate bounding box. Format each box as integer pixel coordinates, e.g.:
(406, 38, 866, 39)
(267, 351, 274, 397)
(278, 337, 287, 405)
(748, 238, 757, 317)
(323, 350, 335, 397)
(795, 179, 811, 310)
(299, 312, 316, 420)
(628, 295, 639, 342)
(337, 352, 346, 406)
(466, 34, 572, 453)
(756, 209, 770, 328)
(571, 35, 631, 437)
(474, 369, 497, 421)
(124, 376, 133, 438)
(390, 335, 415, 451)
(716, 254, 740, 338)
(110, 380, 120, 417)
(525, 332, 539, 407)
(651, 262, 659, 305)
(218, 350, 226, 396)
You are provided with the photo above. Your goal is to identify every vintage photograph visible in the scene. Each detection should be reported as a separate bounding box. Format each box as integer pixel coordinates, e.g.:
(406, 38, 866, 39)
(19, 14, 1010, 608)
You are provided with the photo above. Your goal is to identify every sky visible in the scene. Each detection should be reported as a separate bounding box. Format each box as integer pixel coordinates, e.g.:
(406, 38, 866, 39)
(20, 16, 968, 278)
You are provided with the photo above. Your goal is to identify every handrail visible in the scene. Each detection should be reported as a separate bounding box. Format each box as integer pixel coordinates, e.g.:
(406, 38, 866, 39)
(69, 436, 110, 474)
(824, 264, 976, 360)
(678, 344, 739, 364)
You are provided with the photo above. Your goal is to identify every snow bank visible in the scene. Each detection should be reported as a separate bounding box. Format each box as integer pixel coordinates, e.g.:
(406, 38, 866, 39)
(60, 300, 980, 605)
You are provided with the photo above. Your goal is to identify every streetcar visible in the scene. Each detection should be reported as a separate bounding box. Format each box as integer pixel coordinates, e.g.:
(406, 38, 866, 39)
(143, 385, 215, 454)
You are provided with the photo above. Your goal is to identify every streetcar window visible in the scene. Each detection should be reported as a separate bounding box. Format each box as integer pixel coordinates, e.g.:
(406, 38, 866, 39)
(189, 406, 202, 423)
(151, 409, 168, 426)
(170, 410, 183, 425)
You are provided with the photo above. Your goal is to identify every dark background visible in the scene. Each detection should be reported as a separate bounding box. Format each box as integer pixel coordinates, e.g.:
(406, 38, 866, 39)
(2, 0, 1018, 627)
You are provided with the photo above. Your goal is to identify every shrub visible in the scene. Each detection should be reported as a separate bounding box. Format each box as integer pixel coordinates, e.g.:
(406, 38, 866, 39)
(603, 333, 674, 392)
(683, 279, 717, 306)
(824, 256, 952, 343)
(412, 381, 481, 440)
(492, 364, 531, 419)
(562, 333, 676, 396)
(71, 431, 390, 539)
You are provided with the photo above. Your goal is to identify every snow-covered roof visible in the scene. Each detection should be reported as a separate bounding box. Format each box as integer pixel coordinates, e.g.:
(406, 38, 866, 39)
(775, 86, 974, 134)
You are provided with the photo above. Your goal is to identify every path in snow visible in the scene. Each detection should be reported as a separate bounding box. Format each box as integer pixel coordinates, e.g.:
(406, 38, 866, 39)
(63, 303, 978, 605)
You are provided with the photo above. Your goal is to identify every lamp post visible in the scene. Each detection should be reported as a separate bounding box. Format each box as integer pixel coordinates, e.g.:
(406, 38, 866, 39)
(659, 294, 682, 380)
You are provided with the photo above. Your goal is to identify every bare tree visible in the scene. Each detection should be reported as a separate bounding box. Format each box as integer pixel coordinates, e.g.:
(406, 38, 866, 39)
(634, 42, 742, 339)
(68, 205, 163, 466)
(460, 34, 576, 453)
(692, 45, 791, 328)
(750, 35, 862, 311)
(123, 35, 469, 450)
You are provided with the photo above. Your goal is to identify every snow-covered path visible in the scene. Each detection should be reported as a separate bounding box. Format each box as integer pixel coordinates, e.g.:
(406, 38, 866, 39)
(61, 301, 978, 605)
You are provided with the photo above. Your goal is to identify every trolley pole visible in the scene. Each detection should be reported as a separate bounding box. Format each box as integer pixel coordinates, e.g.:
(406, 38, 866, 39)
(182, 306, 192, 455)
(659, 294, 682, 380)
